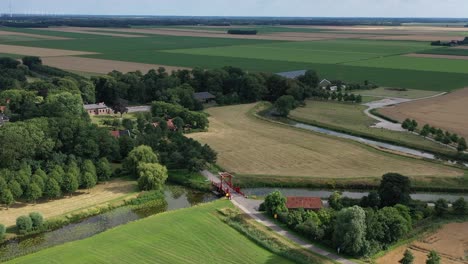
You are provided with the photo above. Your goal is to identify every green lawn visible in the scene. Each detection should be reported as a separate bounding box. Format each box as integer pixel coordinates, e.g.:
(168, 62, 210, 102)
(8, 200, 294, 264)
(289, 100, 456, 156)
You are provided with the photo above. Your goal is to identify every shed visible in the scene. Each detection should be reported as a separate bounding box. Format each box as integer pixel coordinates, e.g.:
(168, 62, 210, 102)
(286, 197, 323, 211)
(193, 92, 216, 103)
(276, 70, 306, 79)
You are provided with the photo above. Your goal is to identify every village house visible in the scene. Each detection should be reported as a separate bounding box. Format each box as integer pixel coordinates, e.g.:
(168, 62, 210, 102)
(193, 92, 216, 104)
(319, 79, 332, 89)
(286, 197, 323, 211)
(110, 130, 131, 139)
(84, 103, 114, 115)
(152, 119, 177, 131)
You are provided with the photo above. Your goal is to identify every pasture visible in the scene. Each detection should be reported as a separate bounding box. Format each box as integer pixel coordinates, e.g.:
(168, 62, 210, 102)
(380, 87, 468, 139)
(1, 26, 468, 91)
(188, 104, 463, 186)
(288, 100, 455, 156)
(7, 200, 295, 264)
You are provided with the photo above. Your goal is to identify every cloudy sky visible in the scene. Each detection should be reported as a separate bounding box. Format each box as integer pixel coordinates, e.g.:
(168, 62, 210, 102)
(1, 0, 467, 18)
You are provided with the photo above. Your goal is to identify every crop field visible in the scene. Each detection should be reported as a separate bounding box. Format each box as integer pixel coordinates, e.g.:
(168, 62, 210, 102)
(188, 104, 463, 185)
(351, 87, 442, 99)
(418, 47, 468, 56)
(377, 222, 468, 264)
(2, 26, 468, 90)
(288, 100, 455, 155)
(0, 179, 138, 227)
(8, 200, 294, 264)
(380, 87, 468, 139)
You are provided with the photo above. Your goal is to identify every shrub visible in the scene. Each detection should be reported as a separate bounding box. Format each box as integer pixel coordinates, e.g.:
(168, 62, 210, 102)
(16, 215, 33, 234)
(29, 212, 44, 229)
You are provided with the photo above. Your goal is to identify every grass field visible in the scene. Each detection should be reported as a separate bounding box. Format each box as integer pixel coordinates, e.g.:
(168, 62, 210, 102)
(188, 104, 463, 187)
(288, 100, 455, 156)
(1, 27, 468, 91)
(8, 200, 295, 264)
(351, 87, 442, 99)
(418, 47, 468, 56)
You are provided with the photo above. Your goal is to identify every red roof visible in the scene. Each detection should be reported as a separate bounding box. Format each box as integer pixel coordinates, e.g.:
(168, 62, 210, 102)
(110, 130, 120, 138)
(286, 197, 323, 210)
(0, 106, 6, 113)
(152, 119, 177, 131)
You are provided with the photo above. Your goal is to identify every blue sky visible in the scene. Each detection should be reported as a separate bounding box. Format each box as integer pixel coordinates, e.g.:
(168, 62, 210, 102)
(1, 0, 467, 18)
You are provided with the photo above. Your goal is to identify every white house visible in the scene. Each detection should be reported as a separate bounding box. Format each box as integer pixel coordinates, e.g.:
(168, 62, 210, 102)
(319, 79, 332, 89)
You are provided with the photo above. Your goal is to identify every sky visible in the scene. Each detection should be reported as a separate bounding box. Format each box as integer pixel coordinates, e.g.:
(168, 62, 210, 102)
(0, 0, 467, 18)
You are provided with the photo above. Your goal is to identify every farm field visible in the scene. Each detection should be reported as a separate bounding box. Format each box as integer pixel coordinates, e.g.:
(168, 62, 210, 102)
(351, 87, 442, 99)
(0, 179, 138, 227)
(377, 222, 468, 264)
(1, 26, 468, 90)
(380, 87, 468, 139)
(288, 100, 455, 155)
(7, 200, 295, 264)
(188, 104, 463, 186)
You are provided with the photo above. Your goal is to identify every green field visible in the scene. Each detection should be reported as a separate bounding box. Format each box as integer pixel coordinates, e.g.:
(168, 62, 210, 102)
(418, 47, 468, 56)
(289, 100, 456, 156)
(3, 27, 468, 91)
(8, 200, 295, 264)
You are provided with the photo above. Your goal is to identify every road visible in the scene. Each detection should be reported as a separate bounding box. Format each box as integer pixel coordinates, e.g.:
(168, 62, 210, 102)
(201, 170, 357, 264)
(127, 105, 151, 113)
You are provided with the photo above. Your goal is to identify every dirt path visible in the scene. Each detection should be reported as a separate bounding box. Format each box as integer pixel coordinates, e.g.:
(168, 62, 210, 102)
(201, 170, 357, 264)
(0, 179, 137, 227)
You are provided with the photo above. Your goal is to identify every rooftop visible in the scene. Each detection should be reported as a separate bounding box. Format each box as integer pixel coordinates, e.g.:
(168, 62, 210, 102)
(286, 197, 323, 210)
(84, 102, 109, 110)
(193, 92, 215, 101)
(276, 70, 306, 79)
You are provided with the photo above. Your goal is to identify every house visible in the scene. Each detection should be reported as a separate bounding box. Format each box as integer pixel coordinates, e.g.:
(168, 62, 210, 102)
(193, 92, 216, 103)
(286, 197, 323, 211)
(276, 70, 306, 79)
(152, 119, 177, 131)
(0, 113, 10, 126)
(319, 79, 332, 89)
(329, 86, 338, 92)
(110, 130, 131, 139)
(84, 103, 114, 115)
(0, 106, 6, 113)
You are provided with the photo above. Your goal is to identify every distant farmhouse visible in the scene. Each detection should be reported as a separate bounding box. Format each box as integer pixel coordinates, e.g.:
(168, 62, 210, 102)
(110, 130, 131, 139)
(319, 79, 332, 89)
(84, 103, 114, 115)
(286, 197, 323, 211)
(193, 92, 215, 103)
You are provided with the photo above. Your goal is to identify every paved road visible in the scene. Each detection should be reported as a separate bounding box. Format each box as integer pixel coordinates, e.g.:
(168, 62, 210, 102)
(201, 170, 357, 264)
(127, 106, 151, 113)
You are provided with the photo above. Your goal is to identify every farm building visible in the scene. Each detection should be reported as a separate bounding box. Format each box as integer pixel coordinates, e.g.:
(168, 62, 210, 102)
(319, 79, 332, 89)
(193, 92, 216, 103)
(276, 70, 306, 79)
(286, 197, 323, 211)
(110, 130, 131, 139)
(84, 103, 114, 115)
(152, 119, 177, 131)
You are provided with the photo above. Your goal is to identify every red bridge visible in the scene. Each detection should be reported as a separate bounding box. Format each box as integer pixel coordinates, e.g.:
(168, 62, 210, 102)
(211, 172, 245, 197)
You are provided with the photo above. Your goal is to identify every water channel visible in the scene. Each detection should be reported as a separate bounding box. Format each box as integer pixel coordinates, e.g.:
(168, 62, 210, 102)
(0, 185, 217, 262)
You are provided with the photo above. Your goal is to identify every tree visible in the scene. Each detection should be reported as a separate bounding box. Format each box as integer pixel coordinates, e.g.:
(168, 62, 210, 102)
(377, 206, 411, 244)
(8, 180, 23, 199)
(22, 56, 42, 68)
(329, 191, 343, 210)
(82, 172, 97, 192)
(298, 70, 319, 88)
(0, 189, 14, 209)
(426, 250, 440, 264)
(123, 145, 159, 178)
(112, 98, 129, 117)
(122, 118, 134, 130)
(44, 178, 61, 199)
(81, 160, 97, 187)
(458, 137, 467, 152)
(25, 183, 42, 203)
(333, 206, 368, 256)
(264, 191, 288, 217)
(399, 249, 414, 264)
(136, 162, 168, 191)
(96, 158, 112, 182)
(16, 215, 33, 234)
(62, 172, 79, 196)
(274, 95, 296, 117)
(452, 197, 467, 215)
(361, 191, 380, 208)
(434, 199, 449, 216)
(29, 212, 44, 229)
(378, 173, 411, 207)
(42, 92, 84, 118)
(172, 117, 185, 132)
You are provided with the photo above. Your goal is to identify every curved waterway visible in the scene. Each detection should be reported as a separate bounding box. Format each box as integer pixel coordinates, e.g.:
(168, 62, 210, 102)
(0, 185, 216, 262)
(243, 188, 468, 203)
(264, 113, 468, 167)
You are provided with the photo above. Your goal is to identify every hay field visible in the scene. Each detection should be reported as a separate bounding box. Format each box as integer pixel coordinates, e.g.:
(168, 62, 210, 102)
(8, 200, 295, 264)
(377, 222, 468, 264)
(380, 88, 468, 139)
(42, 56, 190, 74)
(0, 179, 137, 227)
(289, 100, 455, 155)
(189, 104, 462, 180)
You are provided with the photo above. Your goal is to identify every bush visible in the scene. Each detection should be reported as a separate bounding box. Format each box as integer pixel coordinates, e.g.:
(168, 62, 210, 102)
(0, 224, 5, 240)
(16, 215, 33, 234)
(29, 212, 44, 229)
